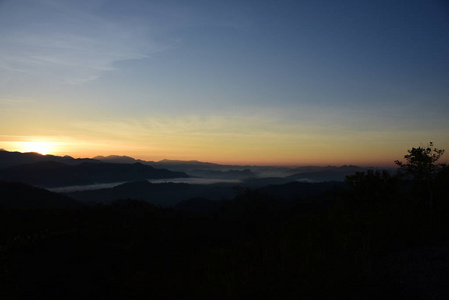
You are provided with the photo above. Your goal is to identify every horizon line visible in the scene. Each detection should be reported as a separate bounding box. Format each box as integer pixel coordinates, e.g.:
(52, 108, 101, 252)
(1, 148, 398, 169)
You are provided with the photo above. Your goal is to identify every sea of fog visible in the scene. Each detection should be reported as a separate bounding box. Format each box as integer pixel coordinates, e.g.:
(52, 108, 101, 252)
(48, 178, 242, 193)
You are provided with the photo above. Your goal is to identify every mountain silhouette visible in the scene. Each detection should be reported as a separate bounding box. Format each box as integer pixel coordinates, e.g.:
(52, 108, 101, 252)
(93, 155, 154, 165)
(0, 150, 99, 169)
(0, 150, 376, 186)
(93, 156, 223, 169)
(287, 165, 367, 182)
(0, 181, 79, 208)
(0, 161, 188, 187)
(187, 169, 256, 180)
(67, 180, 237, 206)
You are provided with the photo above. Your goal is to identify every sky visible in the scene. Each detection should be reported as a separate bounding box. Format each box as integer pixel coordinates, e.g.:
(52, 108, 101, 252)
(1, 0, 448, 166)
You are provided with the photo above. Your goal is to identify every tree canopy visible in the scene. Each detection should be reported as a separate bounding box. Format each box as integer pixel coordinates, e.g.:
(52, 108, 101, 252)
(395, 142, 445, 182)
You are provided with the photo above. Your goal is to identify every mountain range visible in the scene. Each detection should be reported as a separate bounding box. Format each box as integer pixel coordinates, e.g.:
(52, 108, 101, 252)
(0, 149, 98, 169)
(0, 150, 378, 209)
(0, 150, 188, 187)
(0, 150, 380, 188)
(93, 154, 372, 181)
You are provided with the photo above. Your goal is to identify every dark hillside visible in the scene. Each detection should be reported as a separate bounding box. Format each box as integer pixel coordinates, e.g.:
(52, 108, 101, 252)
(0, 161, 188, 187)
(287, 165, 367, 181)
(67, 181, 236, 206)
(1, 146, 448, 299)
(1, 164, 449, 299)
(0, 181, 79, 208)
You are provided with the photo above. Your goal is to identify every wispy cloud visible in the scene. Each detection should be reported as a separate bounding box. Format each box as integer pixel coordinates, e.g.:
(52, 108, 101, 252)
(0, 0, 255, 86)
(0, 97, 35, 104)
(0, 0, 163, 84)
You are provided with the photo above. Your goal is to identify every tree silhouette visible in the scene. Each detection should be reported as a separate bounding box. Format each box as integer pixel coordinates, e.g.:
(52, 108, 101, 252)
(394, 142, 444, 182)
(395, 142, 445, 232)
(346, 169, 399, 203)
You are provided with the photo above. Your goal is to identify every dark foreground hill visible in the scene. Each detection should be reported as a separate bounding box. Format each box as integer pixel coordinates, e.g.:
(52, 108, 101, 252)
(67, 180, 237, 206)
(1, 145, 448, 299)
(0, 161, 188, 187)
(0, 181, 79, 208)
(186, 169, 256, 180)
(65, 180, 346, 207)
(287, 165, 367, 181)
(258, 181, 347, 201)
(1, 170, 449, 299)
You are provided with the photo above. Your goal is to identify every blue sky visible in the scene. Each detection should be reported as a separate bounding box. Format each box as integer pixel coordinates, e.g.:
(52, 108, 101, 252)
(1, 0, 448, 165)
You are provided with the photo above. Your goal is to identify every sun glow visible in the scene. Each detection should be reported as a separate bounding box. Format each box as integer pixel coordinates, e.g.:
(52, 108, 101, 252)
(19, 141, 55, 155)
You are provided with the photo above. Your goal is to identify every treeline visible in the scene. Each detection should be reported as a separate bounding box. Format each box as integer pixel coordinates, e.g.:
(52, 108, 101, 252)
(1, 145, 449, 299)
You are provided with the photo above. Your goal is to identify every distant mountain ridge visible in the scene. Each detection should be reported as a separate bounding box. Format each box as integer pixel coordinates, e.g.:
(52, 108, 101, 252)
(187, 169, 256, 180)
(287, 165, 367, 182)
(0, 150, 378, 185)
(93, 155, 152, 165)
(94, 155, 235, 171)
(92, 155, 377, 179)
(0, 150, 99, 169)
(0, 160, 188, 188)
(156, 159, 224, 170)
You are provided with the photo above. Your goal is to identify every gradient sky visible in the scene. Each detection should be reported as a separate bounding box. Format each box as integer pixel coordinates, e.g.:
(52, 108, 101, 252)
(1, 0, 448, 166)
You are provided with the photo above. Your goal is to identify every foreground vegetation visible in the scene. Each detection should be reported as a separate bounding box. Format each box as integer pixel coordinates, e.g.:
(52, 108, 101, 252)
(1, 144, 448, 299)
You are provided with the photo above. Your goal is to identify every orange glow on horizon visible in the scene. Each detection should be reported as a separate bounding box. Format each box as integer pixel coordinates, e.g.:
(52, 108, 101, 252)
(15, 141, 57, 155)
(2, 135, 447, 168)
